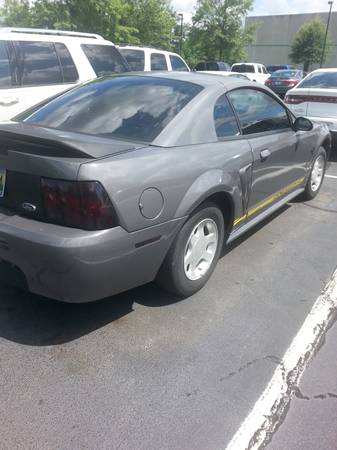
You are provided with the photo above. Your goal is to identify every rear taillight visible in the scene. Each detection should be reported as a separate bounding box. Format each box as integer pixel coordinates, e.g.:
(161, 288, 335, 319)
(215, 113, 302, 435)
(282, 80, 298, 86)
(41, 178, 117, 230)
(265, 79, 272, 85)
(284, 95, 305, 104)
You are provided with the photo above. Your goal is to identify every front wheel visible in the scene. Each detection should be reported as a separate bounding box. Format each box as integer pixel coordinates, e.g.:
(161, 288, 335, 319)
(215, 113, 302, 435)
(156, 203, 225, 297)
(303, 148, 327, 201)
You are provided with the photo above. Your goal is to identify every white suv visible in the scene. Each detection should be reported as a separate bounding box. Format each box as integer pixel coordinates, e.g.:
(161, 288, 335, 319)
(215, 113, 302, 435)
(0, 28, 130, 121)
(117, 45, 190, 72)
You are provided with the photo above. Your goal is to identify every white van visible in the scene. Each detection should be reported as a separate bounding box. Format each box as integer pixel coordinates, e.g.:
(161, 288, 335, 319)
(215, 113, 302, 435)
(0, 28, 130, 121)
(117, 45, 190, 72)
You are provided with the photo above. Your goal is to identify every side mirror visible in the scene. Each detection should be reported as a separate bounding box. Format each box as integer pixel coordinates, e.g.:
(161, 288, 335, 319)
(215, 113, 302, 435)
(293, 117, 313, 132)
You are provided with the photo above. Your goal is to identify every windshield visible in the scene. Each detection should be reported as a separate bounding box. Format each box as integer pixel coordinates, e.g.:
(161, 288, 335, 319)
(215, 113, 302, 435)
(297, 71, 337, 89)
(22, 75, 203, 142)
(271, 70, 298, 79)
(232, 64, 255, 73)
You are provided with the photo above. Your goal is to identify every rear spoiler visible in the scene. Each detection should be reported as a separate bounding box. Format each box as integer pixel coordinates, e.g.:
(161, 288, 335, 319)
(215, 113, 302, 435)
(0, 123, 142, 159)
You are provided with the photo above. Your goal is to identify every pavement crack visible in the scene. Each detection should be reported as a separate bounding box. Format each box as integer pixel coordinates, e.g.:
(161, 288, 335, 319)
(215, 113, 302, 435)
(220, 355, 281, 381)
(301, 202, 337, 214)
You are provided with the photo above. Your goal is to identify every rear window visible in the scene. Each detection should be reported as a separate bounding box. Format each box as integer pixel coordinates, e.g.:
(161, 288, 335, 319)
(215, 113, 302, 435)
(170, 55, 189, 71)
(232, 64, 255, 73)
(298, 71, 337, 89)
(23, 75, 203, 142)
(54, 43, 78, 83)
(81, 44, 129, 76)
(0, 41, 11, 88)
(271, 70, 297, 78)
(119, 49, 145, 71)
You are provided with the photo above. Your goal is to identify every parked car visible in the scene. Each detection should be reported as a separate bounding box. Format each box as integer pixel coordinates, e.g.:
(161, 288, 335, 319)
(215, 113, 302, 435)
(195, 61, 231, 72)
(0, 73, 330, 302)
(265, 69, 303, 97)
(266, 64, 294, 73)
(285, 69, 337, 147)
(117, 45, 190, 71)
(231, 63, 270, 83)
(0, 27, 130, 121)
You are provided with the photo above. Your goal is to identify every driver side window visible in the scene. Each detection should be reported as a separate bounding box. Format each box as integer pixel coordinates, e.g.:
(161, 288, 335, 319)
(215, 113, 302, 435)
(227, 88, 291, 135)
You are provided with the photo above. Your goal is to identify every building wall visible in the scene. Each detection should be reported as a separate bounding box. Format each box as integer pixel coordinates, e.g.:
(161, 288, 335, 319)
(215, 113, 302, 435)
(245, 12, 337, 69)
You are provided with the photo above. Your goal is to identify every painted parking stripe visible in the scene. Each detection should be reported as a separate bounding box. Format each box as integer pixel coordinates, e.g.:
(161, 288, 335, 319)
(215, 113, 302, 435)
(325, 174, 337, 179)
(225, 267, 337, 450)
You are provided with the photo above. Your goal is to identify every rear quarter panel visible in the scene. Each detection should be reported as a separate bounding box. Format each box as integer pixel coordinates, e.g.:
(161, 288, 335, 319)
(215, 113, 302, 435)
(78, 141, 253, 233)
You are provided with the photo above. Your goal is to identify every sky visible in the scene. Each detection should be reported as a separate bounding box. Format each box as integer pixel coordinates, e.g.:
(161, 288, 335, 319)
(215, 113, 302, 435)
(172, 0, 337, 21)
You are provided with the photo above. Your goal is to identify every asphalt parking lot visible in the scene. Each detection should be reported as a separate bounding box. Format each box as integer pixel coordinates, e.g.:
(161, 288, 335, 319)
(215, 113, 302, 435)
(1, 156, 337, 450)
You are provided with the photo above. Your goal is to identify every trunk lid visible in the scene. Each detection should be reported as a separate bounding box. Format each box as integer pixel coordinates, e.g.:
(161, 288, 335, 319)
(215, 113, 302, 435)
(306, 88, 337, 119)
(0, 122, 145, 221)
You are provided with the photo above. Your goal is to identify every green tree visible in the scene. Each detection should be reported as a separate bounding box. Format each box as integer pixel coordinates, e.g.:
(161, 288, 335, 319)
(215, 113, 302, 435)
(186, 0, 254, 66)
(0, 0, 32, 27)
(290, 17, 329, 72)
(128, 0, 176, 49)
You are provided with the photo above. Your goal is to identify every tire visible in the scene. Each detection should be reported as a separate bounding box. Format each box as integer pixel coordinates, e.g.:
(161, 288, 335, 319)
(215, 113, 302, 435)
(156, 202, 225, 297)
(302, 147, 327, 201)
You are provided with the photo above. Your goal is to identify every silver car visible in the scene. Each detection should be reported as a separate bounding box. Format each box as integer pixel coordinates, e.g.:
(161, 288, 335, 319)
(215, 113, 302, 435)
(0, 73, 331, 302)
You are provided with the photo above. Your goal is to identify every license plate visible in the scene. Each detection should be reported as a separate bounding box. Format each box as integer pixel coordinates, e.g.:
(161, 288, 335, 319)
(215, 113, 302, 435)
(274, 81, 282, 85)
(0, 168, 6, 197)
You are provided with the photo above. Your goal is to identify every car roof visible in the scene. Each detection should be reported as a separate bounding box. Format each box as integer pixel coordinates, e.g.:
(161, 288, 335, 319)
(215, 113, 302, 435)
(311, 68, 337, 73)
(128, 71, 251, 89)
(117, 45, 180, 57)
(0, 28, 113, 45)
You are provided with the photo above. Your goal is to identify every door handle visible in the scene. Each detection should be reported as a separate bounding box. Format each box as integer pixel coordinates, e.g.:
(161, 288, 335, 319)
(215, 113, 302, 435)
(260, 149, 271, 161)
(0, 97, 19, 106)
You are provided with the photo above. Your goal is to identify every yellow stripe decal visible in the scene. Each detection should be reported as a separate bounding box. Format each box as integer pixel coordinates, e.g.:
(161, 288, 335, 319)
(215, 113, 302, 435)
(234, 177, 305, 227)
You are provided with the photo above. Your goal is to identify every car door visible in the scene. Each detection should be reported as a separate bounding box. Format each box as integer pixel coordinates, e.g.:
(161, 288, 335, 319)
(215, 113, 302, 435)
(0, 40, 22, 121)
(228, 88, 309, 220)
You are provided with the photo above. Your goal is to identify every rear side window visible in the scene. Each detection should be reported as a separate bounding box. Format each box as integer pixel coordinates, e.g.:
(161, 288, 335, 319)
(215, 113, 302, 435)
(54, 43, 78, 83)
(24, 76, 203, 142)
(81, 44, 129, 76)
(214, 94, 240, 138)
(232, 64, 255, 73)
(151, 53, 167, 71)
(119, 49, 145, 71)
(195, 62, 205, 71)
(170, 55, 188, 71)
(228, 88, 290, 135)
(298, 71, 337, 89)
(13, 41, 63, 86)
(0, 41, 12, 88)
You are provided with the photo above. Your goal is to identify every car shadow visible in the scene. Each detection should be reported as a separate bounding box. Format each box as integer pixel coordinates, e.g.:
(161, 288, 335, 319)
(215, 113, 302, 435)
(0, 205, 290, 347)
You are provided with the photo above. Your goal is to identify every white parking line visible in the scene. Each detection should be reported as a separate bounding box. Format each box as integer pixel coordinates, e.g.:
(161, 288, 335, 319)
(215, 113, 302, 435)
(225, 267, 337, 450)
(326, 174, 337, 179)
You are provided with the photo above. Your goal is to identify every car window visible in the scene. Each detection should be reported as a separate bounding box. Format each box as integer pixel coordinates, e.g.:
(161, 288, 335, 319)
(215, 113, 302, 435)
(0, 41, 12, 88)
(13, 41, 63, 86)
(258, 66, 262, 74)
(81, 44, 129, 76)
(170, 55, 188, 71)
(23, 76, 203, 142)
(298, 71, 337, 89)
(195, 62, 205, 71)
(54, 43, 78, 83)
(206, 61, 219, 71)
(228, 88, 291, 135)
(150, 53, 167, 71)
(214, 94, 240, 138)
(232, 64, 255, 73)
(119, 49, 145, 71)
(262, 66, 268, 74)
(271, 70, 297, 79)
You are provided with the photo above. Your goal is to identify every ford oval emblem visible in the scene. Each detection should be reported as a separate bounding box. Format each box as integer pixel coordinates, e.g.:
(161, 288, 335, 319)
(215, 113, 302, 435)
(22, 202, 37, 213)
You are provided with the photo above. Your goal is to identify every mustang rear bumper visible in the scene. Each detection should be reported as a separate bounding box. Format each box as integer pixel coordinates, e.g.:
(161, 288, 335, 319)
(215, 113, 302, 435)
(0, 211, 184, 302)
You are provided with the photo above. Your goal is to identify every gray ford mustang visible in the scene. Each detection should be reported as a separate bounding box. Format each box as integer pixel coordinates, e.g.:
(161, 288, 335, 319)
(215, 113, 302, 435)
(0, 72, 331, 302)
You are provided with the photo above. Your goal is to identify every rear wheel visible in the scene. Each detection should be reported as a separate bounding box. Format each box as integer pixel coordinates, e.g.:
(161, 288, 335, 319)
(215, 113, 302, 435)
(303, 148, 326, 200)
(157, 203, 224, 297)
